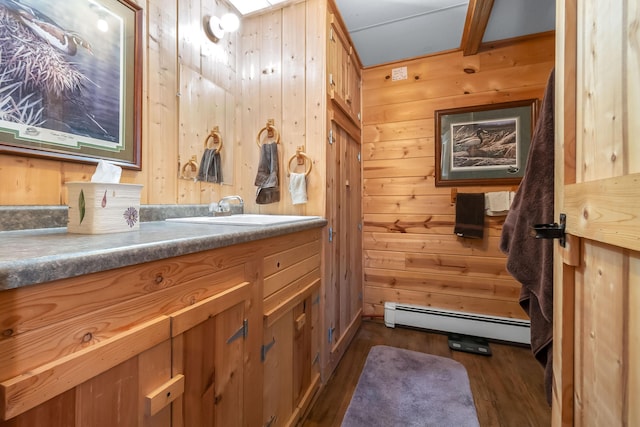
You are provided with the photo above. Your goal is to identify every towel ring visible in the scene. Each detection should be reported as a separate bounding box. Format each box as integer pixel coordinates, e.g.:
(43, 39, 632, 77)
(181, 155, 198, 179)
(204, 127, 223, 154)
(256, 122, 280, 147)
(287, 151, 312, 177)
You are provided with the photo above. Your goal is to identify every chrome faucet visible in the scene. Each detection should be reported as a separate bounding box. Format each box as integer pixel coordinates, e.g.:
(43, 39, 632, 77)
(219, 195, 244, 207)
(210, 195, 244, 216)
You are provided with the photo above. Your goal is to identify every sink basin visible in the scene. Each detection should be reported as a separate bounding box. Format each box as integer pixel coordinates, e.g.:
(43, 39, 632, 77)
(166, 214, 322, 226)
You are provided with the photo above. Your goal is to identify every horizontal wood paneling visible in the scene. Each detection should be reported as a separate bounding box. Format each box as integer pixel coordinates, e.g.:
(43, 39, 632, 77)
(361, 33, 555, 319)
(364, 85, 546, 125)
(364, 232, 506, 255)
(362, 32, 555, 91)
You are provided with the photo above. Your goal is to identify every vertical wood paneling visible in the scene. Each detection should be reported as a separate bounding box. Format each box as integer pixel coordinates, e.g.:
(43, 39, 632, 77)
(577, 1, 624, 182)
(146, 0, 179, 204)
(238, 17, 261, 206)
(0, 158, 61, 205)
(282, 3, 307, 214)
(304, 0, 327, 217)
(178, 65, 207, 204)
(361, 34, 554, 318)
(626, 1, 640, 175)
(574, 243, 625, 425)
(257, 12, 283, 215)
(177, 0, 201, 71)
(235, 3, 326, 215)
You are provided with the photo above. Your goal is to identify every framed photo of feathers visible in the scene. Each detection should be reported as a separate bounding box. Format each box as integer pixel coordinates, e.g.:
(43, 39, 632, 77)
(0, 0, 142, 169)
(434, 99, 538, 187)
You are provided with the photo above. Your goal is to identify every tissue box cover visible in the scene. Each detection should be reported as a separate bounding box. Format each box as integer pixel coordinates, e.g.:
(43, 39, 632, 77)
(66, 182, 143, 234)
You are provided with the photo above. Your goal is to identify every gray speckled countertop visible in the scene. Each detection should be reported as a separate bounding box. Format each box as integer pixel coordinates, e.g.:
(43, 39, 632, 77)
(0, 216, 327, 291)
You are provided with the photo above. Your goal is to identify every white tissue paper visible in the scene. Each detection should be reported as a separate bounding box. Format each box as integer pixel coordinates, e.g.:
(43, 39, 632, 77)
(91, 160, 122, 183)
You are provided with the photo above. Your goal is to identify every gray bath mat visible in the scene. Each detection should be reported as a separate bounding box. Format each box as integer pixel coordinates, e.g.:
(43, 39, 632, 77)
(341, 345, 480, 427)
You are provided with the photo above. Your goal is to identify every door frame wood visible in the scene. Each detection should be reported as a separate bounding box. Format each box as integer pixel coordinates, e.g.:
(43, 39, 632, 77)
(553, 0, 577, 425)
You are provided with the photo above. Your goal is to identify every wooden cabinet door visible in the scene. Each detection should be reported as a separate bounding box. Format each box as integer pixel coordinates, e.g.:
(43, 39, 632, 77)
(263, 310, 294, 427)
(326, 109, 363, 370)
(170, 282, 251, 427)
(77, 340, 174, 427)
(347, 55, 361, 123)
(554, 1, 640, 426)
(263, 295, 316, 427)
(328, 14, 349, 108)
(328, 13, 361, 125)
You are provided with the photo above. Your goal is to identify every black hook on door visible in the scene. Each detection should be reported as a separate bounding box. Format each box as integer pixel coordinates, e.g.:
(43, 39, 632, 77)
(530, 213, 566, 247)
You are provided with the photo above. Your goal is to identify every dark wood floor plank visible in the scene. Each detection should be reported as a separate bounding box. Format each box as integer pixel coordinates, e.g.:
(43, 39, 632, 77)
(302, 320, 550, 427)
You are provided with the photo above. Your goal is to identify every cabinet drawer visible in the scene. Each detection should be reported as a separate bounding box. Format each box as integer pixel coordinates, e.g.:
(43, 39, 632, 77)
(0, 316, 171, 421)
(264, 271, 320, 327)
(0, 264, 246, 381)
(0, 247, 252, 339)
(264, 254, 320, 298)
(264, 239, 320, 277)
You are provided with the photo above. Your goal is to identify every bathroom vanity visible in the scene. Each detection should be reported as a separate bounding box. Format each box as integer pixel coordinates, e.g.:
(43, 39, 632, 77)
(0, 215, 326, 427)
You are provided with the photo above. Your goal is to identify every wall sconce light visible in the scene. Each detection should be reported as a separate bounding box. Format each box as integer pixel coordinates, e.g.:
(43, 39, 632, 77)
(204, 13, 240, 43)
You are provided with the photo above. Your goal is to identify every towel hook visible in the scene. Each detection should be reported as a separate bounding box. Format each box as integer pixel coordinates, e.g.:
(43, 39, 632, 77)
(287, 146, 312, 177)
(256, 119, 280, 147)
(204, 126, 223, 154)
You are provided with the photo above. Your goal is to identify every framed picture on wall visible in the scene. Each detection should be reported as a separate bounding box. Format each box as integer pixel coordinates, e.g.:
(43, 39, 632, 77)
(0, 0, 142, 169)
(435, 99, 538, 187)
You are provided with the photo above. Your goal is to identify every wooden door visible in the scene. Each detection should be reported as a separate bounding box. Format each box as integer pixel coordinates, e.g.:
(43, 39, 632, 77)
(326, 108, 363, 368)
(554, 1, 640, 426)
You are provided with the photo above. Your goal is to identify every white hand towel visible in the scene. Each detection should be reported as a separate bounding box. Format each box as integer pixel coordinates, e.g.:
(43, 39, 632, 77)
(288, 173, 308, 205)
(485, 191, 512, 216)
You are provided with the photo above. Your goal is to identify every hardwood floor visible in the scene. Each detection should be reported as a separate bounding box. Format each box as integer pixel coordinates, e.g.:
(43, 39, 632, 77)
(302, 320, 551, 427)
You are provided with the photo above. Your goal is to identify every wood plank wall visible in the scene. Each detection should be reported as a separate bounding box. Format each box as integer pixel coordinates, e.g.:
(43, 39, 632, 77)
(235, 0, 326, 217)
(0, 0, 326, 216)
(361, 33, 555, 319)
(0, 0, 240, 206)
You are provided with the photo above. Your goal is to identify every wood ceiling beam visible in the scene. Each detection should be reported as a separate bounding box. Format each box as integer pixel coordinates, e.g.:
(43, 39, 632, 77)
(460, 0, 495, 56)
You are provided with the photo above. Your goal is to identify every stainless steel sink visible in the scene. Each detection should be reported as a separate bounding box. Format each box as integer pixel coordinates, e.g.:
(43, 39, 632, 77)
(166, 214, 322, 226)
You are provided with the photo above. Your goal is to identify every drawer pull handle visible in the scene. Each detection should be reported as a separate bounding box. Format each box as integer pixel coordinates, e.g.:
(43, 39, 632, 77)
(145, 374, 185, 416)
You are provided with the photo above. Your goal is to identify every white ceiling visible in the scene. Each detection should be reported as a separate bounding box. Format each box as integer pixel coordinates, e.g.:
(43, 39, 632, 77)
(334, 0, 556, 67)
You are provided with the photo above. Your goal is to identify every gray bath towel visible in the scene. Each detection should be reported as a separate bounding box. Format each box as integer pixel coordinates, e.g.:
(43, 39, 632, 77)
(254, 142, 280, 204)
(197, 148, 223, 183)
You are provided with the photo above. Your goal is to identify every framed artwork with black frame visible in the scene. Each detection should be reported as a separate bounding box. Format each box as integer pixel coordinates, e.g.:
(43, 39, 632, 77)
(0, 0, 142, 169)
(435, 99, 538, 187)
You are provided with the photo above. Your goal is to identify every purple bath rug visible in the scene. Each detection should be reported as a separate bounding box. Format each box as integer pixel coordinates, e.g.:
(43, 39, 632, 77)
(341, 345, 480, 427)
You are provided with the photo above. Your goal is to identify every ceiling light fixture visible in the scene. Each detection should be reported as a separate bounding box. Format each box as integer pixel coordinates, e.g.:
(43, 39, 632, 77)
(227, 0, 287, 16)
(204, 12, 240, 43)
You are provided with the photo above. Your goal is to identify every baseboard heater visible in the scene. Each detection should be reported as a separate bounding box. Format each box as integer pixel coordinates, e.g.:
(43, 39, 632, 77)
(383, 302, 531, 345)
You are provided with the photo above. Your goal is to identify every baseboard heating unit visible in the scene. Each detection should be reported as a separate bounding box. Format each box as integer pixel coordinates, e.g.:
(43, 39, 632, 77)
(383, 302, 531, 345)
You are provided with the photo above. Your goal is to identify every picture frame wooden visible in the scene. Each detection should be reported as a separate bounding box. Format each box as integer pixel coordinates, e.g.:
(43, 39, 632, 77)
(0, 0, 142, 169)
(434, 99, 538, 187)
